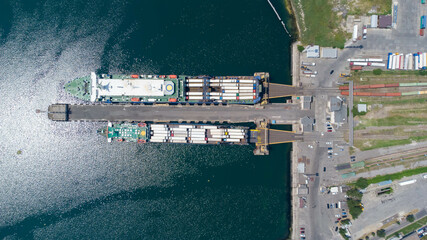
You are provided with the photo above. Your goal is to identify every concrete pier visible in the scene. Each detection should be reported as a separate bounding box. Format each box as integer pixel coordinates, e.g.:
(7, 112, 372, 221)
(49, 103, 312, 124)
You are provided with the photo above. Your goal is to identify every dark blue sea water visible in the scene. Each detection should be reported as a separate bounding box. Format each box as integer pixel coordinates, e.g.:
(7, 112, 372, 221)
(0, 0, 294, 239)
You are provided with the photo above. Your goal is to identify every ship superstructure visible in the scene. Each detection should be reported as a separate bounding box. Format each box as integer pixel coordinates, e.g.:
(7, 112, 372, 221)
(99, 123, 250, 145)
(65, 72, 267, 104)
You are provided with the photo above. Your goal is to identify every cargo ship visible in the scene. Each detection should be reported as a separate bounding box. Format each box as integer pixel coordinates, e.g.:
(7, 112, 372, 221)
(65, 72, 268, 104)
(98, 122, 252, 145)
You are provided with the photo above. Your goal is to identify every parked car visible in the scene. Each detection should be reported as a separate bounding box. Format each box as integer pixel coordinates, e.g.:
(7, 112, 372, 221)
(323, 167, 326, 172)
(328, 147, 332, 150)
(335, 227, 339, 232)
(330, 70, 335, 74)
(327, 129, 332, 132)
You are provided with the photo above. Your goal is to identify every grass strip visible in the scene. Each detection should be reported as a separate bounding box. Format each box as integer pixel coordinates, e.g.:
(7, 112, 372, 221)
(366, 166, 427, 185)
(386, 215, 427, 239)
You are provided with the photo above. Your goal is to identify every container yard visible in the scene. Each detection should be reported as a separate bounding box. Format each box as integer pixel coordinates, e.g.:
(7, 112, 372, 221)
(385, 52, 427, 70)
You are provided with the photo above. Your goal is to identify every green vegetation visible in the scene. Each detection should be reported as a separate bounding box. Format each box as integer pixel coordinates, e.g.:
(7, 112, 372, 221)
(373, 69, 383, 75)
(377, 229, 386, 238)
(346, 178, 366, 219)
(355, 116, 427, 129)
(17, 150, 22, 155)
(366, 166, 427, 185)
(347, 188, 363, 199)
(347, 198, 363, 219)
(378, 187, 393, 195)
(297, 45, 305, 52)
(387, 216, 427, 239)
(406, 214, 415, 223)
(291, 0, 348, 48)
(339, 228, 349, 240)
(355, 177, 369, 189)
(355, 139, 420, 151)
(356, 96, 427, 106)
(341, 219, 351, 225)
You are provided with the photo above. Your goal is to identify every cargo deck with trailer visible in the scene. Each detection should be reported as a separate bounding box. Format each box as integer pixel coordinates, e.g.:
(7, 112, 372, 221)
(65, 72, 269, 105)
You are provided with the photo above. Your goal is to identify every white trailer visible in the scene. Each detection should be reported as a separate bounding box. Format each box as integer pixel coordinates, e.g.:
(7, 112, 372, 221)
(352, 25, 358, 42)
(367, 58, 383, 62)
(371, 63, 386, 67)
(352, 62, 368, 66)
(398, 179, 417, 186)
(348, 58, 367, 62)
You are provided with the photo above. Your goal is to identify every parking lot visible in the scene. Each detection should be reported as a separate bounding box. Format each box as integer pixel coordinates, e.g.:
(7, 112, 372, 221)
(351, 174, 427, 239)
(292, 0, 427, 239)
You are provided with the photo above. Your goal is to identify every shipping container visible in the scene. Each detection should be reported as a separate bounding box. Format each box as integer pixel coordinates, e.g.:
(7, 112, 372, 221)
(352, 62, 369, 66)
(370, 92, 386, 96)
(367, 58, 383, 62)
(352, 25, 358, 42)
(386, 92, 402, 96)
(421, 16, 426, 29)
(371, 63, 386, 67)
(351, 66, 363, 70)
(347, 58, 367, 62)
(387, 53, 392, 69)
(370, 84, 386, 88)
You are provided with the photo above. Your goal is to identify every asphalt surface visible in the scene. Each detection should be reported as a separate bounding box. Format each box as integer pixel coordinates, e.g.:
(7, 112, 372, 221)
(293, 0, 427, 239)
(65, 103, 314, 123)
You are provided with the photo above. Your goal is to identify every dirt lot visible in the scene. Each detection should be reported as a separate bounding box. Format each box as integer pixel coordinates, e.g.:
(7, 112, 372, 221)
(354, 98, 427, 151)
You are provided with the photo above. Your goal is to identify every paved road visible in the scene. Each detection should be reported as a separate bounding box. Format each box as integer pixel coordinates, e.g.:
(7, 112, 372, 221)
(66, 103, 314, 123)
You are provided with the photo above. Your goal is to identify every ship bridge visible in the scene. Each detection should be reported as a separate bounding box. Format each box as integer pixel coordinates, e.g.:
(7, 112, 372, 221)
(91, 72, 175, 102)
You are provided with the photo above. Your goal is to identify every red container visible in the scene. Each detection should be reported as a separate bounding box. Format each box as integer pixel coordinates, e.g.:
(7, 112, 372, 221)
(370, 92, 386, 96)
(386, 92, 402, 96)
(385, 83, 400, 87)
(339, 86, 349, 90)
(131, 75, 139, 78)
(421, 29, 424, 36)
(341, 91, 350, 96)
(168, 98, 177, 102)
(131, 97, 140, 102)
(169, 75, 177, 79)
(369, 84, 386, 88)
(355, 92, 372, 96)
(351, 66, 363, 70)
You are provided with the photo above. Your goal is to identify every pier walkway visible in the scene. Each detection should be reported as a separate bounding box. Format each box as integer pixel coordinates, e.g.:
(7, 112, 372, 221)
(50, 103, 313, 124)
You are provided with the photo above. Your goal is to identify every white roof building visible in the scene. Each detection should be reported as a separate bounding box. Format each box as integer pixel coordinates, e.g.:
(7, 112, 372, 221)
(358, 104, 367, 112)
(321, 48, 338, 58)
(304, 45, 320, 58)
(371, 15, 378, 28)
